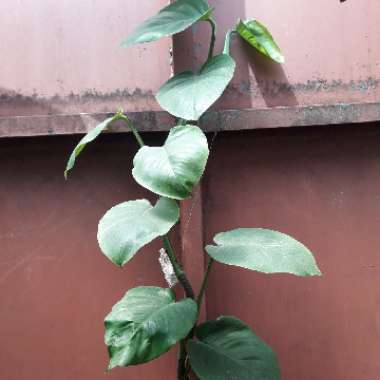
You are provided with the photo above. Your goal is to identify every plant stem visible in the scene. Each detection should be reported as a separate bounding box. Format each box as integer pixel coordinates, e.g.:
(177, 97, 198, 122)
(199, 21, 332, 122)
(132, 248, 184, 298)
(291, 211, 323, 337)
(180, 259, 215, 379)
(207, 18, 217, 61)
(177, 341, 189, 380)
(196, 258, 214, 312)
(176, 17, 218, 380)
(162, 235, 195, 380)
(117, 113, 145, 148)
(223, 29, 236, 55)
(162, 235, 195, 300)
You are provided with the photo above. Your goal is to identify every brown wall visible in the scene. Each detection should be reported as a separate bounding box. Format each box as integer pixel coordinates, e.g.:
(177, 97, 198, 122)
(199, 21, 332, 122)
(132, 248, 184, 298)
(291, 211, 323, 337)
(1, 1, 380, 379)
(183, 0, 380, 110)
(0, 0, 171, 117)
(1, 124, 380, 379)
(203, 124, 380, 380)
(0, 133, 177, 380)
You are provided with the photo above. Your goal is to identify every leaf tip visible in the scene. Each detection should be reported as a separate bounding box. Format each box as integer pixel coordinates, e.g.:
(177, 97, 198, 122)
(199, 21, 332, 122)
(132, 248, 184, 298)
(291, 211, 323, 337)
(107, 361, 116, 371)
(304, 265, 322, 277)
(120, 37, 134, 48)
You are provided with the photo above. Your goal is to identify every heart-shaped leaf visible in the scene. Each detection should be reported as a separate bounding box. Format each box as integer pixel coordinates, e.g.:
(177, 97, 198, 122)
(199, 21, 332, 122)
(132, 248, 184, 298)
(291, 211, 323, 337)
(236, 19, 284, 63)
(122, 0, 212, 47)
(97, 197, 179, 266)
(64, 115, 115, 178)
(105, 286, 198, 369)
(205, 228, 321, 276)
(188, 316, 280, 380)
(156, 54, 236, 120)
(132, 125, 209, 200)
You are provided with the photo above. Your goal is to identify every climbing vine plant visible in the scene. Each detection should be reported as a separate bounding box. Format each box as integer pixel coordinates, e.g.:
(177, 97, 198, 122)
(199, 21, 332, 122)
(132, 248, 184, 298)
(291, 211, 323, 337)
(65, 1, 321, 379)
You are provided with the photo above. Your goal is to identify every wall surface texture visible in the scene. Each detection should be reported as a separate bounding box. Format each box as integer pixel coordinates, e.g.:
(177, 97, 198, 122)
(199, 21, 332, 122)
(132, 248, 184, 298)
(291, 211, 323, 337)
(2, 125, 380, 379)
(0, 134, 179, 380)
(0, 0, 171, 117)
(203, 125, 380, 380)
(192, 0, 380, 110)
(1, 0, 380, 137)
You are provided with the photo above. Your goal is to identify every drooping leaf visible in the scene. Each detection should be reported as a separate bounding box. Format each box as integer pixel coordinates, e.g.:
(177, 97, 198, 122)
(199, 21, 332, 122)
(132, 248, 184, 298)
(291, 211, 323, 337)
(97, 198, 179, 266)
(122, 0, 212, 47)
(156, 54, 236, 120)
(205, 228, 321, 276)
(64, 116, 115, 178)
(132, 125, 209, 200)
(188, 316, 280, 380)
(236, 19, 284, 63)
(105, 286, 198, 369)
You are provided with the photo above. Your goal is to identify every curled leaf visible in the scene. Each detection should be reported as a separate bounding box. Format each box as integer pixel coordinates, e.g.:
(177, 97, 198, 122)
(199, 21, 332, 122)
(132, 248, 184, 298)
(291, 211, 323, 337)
(236, 19, 284, 63)
(64, 116, 115, 178)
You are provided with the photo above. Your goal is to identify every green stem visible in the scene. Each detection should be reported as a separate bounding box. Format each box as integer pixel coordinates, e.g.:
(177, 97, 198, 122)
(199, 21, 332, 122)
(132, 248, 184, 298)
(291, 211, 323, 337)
(162, 235, 195, 300)
(223, 29, 236, 55)
(176, 17, 218, 380)
(181, 259, 214, 378)
(196, 258, 214, 312)
(163, 235, 194, 380)
(207, 18, 217, 61)
(178, 341, 189, 380)
(117, 112, 145, 148)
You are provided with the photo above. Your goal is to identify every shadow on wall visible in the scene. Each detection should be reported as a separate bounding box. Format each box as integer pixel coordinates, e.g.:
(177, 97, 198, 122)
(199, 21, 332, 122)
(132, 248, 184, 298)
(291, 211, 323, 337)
(207, 0, 298, 110)
(211, 0, 252, 110)
(244, 45, 299, 108)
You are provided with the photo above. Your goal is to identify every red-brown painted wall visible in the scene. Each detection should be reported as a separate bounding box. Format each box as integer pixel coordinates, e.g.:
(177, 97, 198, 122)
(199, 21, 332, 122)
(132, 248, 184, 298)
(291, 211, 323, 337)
(2, 125, 380, 379)
(1, 1, 380, 379)
(0, 133, 177, 380)
(203, 124, 380, 380)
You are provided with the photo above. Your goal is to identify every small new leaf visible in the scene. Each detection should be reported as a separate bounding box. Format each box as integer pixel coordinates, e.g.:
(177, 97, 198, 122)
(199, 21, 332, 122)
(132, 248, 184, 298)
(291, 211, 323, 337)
(132, 125, 209, 200)
(156, 54, 236, 120)
(188, 316, 280, 380)
(122, 0, 212, 47)
(205, 228, 321, 276)
(105, 286, 198, 369)
(64, 116, 115, 178)
(236, 19, 285, 63)
(97, 198, 179, 266)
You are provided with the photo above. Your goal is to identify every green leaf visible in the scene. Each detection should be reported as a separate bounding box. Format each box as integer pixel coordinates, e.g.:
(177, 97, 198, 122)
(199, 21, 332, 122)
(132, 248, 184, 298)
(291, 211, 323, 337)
(236, 19, 284, 64)
(122, 0, 212, 47)
(97, 198, 179, 266)
(205, 228, 321, 276)
(132, 125, 209, 200)
(156, 54, 236, 120)
(105, 286, 198, 369)
(64, 116, 115, 178)
(188, 316, 280, 380)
